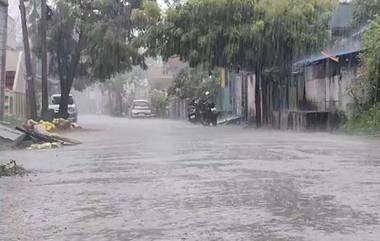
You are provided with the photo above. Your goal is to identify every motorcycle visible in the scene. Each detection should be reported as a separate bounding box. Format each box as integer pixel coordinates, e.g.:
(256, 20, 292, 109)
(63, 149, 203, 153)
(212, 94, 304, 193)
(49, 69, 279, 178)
(187, 99, 199, 123)
(188, 92, 219, 126)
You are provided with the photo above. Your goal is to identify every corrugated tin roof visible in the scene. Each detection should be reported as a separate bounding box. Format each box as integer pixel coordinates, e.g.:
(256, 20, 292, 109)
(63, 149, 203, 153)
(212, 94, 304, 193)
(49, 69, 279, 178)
(294, 49, 359, 67)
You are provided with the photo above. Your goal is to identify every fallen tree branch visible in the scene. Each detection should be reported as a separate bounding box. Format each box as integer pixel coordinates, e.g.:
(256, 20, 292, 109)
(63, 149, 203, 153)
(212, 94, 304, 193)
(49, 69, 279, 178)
(16, 127, 81, 146)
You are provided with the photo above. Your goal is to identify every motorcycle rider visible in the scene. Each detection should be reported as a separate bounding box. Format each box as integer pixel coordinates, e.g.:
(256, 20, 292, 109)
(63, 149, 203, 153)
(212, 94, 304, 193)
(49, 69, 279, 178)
(188, 91, 219, 126)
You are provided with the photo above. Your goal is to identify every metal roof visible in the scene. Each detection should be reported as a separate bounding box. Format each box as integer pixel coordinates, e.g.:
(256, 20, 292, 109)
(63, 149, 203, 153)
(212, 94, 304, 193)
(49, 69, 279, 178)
(293, 47, 361, 68)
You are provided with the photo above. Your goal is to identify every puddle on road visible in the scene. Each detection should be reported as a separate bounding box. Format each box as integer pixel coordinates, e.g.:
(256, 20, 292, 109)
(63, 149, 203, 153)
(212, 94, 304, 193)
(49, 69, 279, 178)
(263, 179, 378, 234)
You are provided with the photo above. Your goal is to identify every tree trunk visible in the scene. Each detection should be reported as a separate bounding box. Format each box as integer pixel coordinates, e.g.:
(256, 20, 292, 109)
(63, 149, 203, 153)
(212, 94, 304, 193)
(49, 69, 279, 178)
(0, 3, 7, 121)
(255, 66, 263, 128)
(57, 26, 84, 119)
(116, 90, 123, 116)
(40, 0, 48, 118)
(108, 90, 113, 115)
(376, 62, 380, 103)
(58, 87, 70, 119)
(19, 0, 37, 120)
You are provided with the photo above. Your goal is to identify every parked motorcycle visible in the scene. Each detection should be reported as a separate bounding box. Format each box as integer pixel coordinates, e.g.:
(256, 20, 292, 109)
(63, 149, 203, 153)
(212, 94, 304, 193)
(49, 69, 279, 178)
(188, 92, 219, 126)
(188, 99, 200, 123)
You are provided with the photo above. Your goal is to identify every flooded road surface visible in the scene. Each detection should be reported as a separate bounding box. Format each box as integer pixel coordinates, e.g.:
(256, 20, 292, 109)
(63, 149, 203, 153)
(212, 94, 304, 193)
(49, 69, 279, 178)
(1, 115, 380, 241)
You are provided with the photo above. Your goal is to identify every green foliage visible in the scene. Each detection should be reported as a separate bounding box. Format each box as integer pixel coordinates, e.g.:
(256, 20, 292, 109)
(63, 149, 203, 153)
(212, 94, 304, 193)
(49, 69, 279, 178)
(46, 0, 161, 83)
(103, 69, 144, 94)
(150, 89, 168, 117)
(344, 103, 380, 134)
(47, 0, 89, 91)
(39, 0, 161, 116)
(353, 0, 380, 26)
(168, 66, 219, 100)
(344, 2, 380, 134)
(360, 16, 380, 103)
(153, 0, 332, 73)
(104, 73, 128, 92)
(132, 0, 161, 29)
(87, 0, 161, 79)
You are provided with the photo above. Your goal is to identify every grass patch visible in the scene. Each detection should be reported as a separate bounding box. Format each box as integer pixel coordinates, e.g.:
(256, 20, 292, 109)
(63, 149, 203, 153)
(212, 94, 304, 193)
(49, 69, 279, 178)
(344, 104, 380, 135)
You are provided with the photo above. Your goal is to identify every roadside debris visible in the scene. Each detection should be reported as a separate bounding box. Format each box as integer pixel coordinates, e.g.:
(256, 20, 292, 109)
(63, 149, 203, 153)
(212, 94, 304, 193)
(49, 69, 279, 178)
(0, 119, 81, 151)
(24, 118, 81, 133)
(218, 115, 242, 125)
(0, 160, 29, 177)
(27, 142, 62, 150)
(17, 125, 81, 147)
(0, 122, 26, 150)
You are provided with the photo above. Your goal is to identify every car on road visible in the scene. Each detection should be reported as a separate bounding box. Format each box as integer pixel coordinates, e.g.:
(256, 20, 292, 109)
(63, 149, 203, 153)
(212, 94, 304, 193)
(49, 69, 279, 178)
(48, 94, 78, 123)
(129, 100, 154, 118)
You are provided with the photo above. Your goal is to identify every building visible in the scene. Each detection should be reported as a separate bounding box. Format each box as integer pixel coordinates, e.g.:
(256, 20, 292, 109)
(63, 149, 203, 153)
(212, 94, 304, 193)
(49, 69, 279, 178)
(0, 0, 7, 119)
(5, 49, 26, 118)
(281, 2, 364, 130)
(4, 13, 26, 118)
(0, 4, 26, 119)
(216, 69, 257, 123)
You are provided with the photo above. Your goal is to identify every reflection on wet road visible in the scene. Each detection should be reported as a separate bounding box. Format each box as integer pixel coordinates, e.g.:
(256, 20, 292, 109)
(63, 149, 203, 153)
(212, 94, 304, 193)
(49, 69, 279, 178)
(1, 116, 380, 241)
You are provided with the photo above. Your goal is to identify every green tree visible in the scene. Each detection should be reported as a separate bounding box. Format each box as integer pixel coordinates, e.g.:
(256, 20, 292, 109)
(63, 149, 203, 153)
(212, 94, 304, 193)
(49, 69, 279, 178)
(46, 0, 160, 119)
(103, 68, 146, 116)
(104, 73, 128, 116)
(353, 0, 380, 26)
(168, 66, 219, 100)
(150, 89, 168, 117)
(151, 0, 332, 125)
(155, 0, 332, 71)
(360, 16, 380, 103)
(47, 0, 89, 118)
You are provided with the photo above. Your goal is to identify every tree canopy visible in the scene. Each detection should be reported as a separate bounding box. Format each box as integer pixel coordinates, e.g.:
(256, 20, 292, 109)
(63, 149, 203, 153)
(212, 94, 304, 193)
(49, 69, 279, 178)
(353, 0, 380, 26)
(168, 66, 220, 100)
(360, 16, 380, 103)
(153, 0, 333, 74)
(44, 0, 160, 116)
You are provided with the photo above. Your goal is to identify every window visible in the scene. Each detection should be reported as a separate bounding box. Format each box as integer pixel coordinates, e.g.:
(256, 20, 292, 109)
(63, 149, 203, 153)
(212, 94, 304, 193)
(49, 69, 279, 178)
(312, 62, 326, 79)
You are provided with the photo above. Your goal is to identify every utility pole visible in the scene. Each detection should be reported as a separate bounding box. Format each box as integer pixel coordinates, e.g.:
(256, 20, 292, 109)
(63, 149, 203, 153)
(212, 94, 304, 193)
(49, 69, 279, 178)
(41, 0, 48, 118)
(19, 0, 37, 120)
(0, 0, 8, 121)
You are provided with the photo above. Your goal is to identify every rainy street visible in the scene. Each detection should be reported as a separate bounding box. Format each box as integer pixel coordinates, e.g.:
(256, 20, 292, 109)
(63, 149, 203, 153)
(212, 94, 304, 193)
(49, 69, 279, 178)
(1, 116, 380, 241)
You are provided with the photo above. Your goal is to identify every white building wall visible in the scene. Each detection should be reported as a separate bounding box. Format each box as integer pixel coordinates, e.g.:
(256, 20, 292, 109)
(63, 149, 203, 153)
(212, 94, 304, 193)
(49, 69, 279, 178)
(6, 15, 15, 49)
(304, 63, 358, 113)
(234, 74, 242, 116)
(247, 74, 256, 122)
(0, 1, 8, 119)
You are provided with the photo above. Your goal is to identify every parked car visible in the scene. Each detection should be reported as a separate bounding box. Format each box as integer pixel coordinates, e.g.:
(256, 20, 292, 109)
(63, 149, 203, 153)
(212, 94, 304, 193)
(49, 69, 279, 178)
(130, 100, 154, 118)
(48, 94, 78, 123)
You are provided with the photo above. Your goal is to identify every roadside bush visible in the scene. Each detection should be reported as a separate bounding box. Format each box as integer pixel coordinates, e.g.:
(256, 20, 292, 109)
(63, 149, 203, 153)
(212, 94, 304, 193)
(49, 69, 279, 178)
(344, 103, 380, 134)
(150, 89, 168, 117)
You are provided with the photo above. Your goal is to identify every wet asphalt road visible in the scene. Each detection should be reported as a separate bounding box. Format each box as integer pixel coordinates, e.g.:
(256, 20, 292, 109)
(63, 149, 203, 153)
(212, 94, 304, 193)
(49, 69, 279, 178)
(1, 115, 380, 241)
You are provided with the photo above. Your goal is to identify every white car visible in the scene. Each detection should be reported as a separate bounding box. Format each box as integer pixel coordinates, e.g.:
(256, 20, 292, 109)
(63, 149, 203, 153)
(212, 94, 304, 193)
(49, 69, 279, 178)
(48, 94, 78, 122)
(130, 100, 154, 118)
